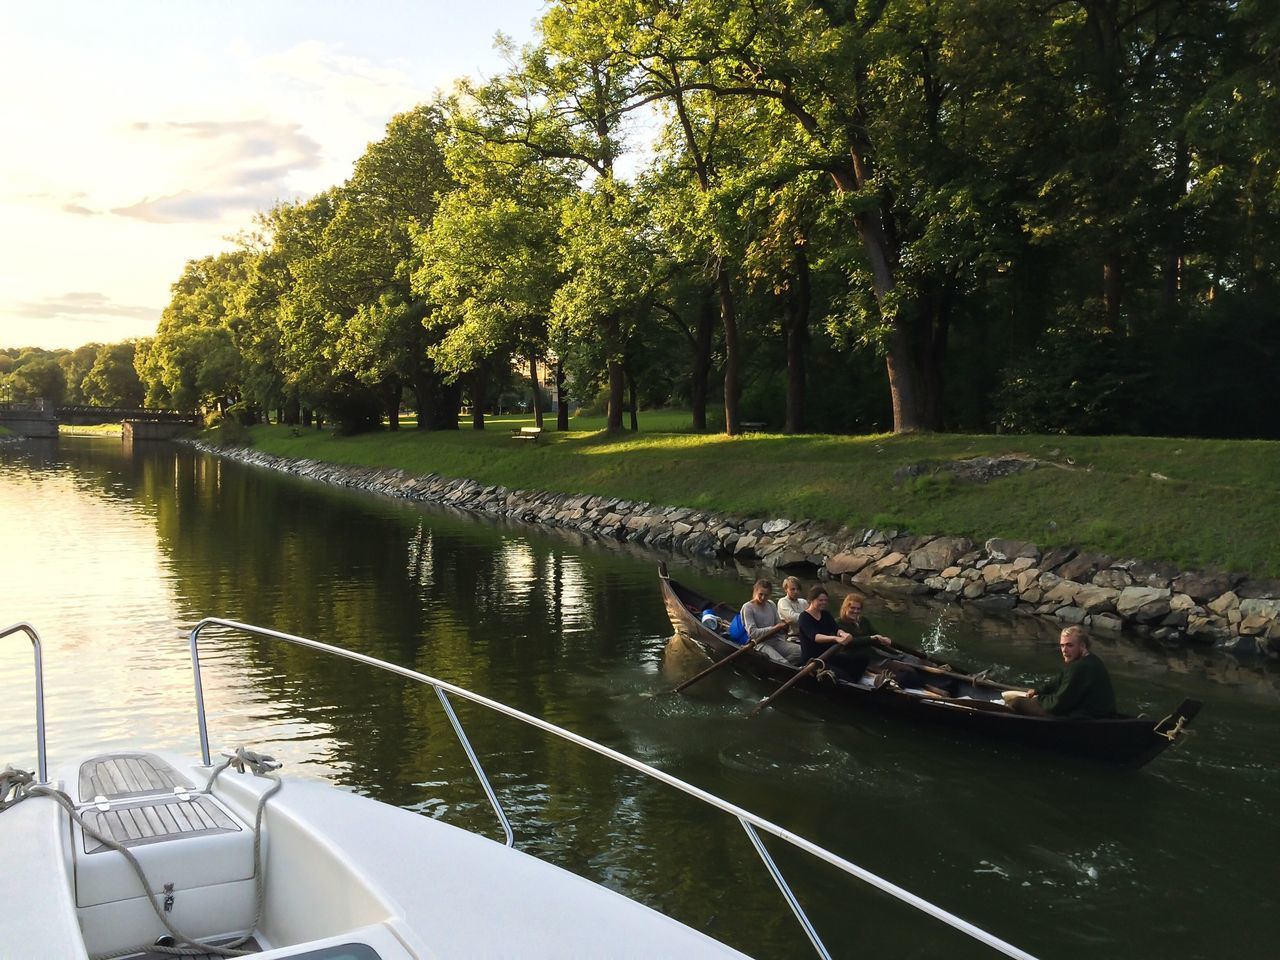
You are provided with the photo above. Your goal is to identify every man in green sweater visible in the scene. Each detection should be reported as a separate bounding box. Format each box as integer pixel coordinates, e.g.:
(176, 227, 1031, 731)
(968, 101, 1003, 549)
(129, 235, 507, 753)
(1007, 626, 1117, 718)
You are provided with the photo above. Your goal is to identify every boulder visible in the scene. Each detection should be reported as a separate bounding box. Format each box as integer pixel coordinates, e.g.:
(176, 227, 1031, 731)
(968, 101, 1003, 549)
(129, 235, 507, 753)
(1186, 614, 1231, 643)
(1016, 569, 1041, 593)
(733, 534, 759, 557)
(1239, 615, 1272, 636)
(1236, 578, 1280, 600)
(985, 538, 1040, 562)
(1161, 610, 1189, 629)
(962, 580, 987, 599)
(1169, 593, 1196, 612)
(1039, 547, 1077, 572)
(1044, 580, 1084, 605)
(1074, 585, 1119, 615)
(768, 550, 813, 570)
(868, 574, 932, 595)
(1056, 553, 1109, 582)
(871, 551, 907, 572)
(907, 536, 973, 572)
(1173, 572, 1236, 602)
(890, 534, 929, 555)
(923, 576, 950, 592)
(1219, 635, 1260, 655)
(1092, 568, 1133, 590)
(982, 562, 1019, 585)
(761, 518, 792, 534)
(1240, 598, 1280, 620)
(826, 547, 884, 576)
(1127, 560, 1180, 589)
(940, 566, 963, 579)
(1116, 586, 1172, 622)
(1037, 572, 1063, 592)
(1207, 591, 1240, 617)
(1020, 587, 1044, 604)
(945, 577, 966, 594)
(1056, 606, 1089, 625)
(1011, 557, 1036, 571)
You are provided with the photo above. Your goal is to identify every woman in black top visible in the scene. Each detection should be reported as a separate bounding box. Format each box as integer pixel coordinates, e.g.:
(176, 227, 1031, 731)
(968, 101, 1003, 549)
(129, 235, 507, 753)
(797, 586, 891, 682)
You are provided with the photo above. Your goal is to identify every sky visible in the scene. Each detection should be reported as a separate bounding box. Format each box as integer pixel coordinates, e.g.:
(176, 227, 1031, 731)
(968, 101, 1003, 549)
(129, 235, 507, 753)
(0, 0, 546, 351)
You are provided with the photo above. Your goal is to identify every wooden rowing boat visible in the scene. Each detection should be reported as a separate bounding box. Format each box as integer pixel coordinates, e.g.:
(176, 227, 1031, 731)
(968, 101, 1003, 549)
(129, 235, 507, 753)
(659, 564, 1202, 767)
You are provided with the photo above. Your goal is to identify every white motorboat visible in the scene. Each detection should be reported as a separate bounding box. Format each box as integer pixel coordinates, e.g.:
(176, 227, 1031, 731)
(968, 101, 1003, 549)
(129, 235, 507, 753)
(0, 620, 1037, 960)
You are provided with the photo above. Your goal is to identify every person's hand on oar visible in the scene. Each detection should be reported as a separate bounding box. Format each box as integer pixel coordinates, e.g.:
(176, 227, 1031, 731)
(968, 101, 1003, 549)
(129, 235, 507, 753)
(748, 645, 840, 717)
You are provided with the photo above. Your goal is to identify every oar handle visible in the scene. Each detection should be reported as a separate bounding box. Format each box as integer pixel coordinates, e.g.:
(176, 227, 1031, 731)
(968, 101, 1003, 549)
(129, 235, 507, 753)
(749, 644, 840, 717)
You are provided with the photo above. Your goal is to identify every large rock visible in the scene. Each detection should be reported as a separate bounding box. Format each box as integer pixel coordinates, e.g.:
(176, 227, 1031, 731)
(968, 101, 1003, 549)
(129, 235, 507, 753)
(1044, 580, 1084, 605)
(868, 574, 931, 595)
(1127, 560, 1181, 589)
(826, 547, 884, 576)
(1187, 614, 1231, 643)
(1239, 615, 1272, 636)
(982, 562, 1019, 585)
(1056, 553, 1109, 582)
(1016, 568, 1041, 593)
(907, 536, 973, 572)
(1207, 591, 1240, 617)
(1055, 606, 1089, 625)
(1074, 585, 1120, 615)
(1236, 578, 1280, 600)
(1116, 586, 1172, 622)
(971, 594, 1018, 612)
(1092, 613, 1124, 634)
(985, 538, 1040, 562)
(1173, 571, 1236, 602)
(1239, 598, 1280, 620)
(1039, 547, 1077, 572)
(761, 518, 792, 534)
(1092, 568, 1133, 590)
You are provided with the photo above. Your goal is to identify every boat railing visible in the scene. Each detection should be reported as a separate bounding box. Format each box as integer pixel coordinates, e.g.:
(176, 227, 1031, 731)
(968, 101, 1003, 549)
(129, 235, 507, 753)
(185, 617, 1037, 960)
(0, 622, 48, 783)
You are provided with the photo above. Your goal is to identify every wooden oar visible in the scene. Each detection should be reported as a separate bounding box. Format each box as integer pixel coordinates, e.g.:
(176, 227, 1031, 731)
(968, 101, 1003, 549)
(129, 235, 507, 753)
(749, 645, 840, 717)
(674, 639, 759, 693)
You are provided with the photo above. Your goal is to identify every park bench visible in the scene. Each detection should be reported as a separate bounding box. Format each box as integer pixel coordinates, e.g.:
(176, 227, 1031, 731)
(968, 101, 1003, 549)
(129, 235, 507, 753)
(740, 421, 767, 432)
(511, 426, 542, 442)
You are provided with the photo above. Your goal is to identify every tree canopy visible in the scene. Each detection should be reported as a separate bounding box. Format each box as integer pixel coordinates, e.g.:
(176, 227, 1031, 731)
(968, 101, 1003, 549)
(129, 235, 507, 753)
(20, 0, 1275, 440)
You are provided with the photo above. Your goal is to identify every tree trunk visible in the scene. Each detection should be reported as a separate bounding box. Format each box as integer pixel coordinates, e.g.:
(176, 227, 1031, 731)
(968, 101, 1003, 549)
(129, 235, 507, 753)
(831, 164, 928, 433)
(529, 350, 544, 429)
(555, 361, 569, 431)
(1103, 251, 1124, 332)
(690, 293, 714, 432)
(283, 389, 299, 426)
(471, 368, 486, 430)
(606, 315, 625, 432)
(413, 363, 462, 430)
(1161, 134, 1189, 317)
(384, 376, 400, 432)
(302, 407, 313, 427)
(717, 262, 742, 436)
(783, 246, 811, 434)
(626, 367, 638, 432)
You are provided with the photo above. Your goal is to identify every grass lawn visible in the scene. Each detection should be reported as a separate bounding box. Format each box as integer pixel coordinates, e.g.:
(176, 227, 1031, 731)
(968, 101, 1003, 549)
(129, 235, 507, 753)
(231, 411, 1280, 577)
(59, 423, 123, 436)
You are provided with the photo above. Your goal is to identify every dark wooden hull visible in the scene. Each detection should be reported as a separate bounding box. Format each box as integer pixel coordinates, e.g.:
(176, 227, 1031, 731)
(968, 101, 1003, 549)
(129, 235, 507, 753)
(659, 565, 1201, 768)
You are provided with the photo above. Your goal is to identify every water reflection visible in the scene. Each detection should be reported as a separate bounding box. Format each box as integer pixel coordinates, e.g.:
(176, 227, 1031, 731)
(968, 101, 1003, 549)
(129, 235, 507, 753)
(2, 436, 1278, 960)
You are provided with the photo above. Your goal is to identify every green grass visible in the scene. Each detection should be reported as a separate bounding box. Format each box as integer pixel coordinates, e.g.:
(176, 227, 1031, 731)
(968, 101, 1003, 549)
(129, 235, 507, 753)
(232, 412, 1280, 577)
(59, 423, 123, 436)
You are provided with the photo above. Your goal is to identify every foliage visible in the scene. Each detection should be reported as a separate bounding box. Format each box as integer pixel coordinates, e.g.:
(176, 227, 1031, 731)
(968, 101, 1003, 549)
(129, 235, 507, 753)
(30, 0, 1280, 443)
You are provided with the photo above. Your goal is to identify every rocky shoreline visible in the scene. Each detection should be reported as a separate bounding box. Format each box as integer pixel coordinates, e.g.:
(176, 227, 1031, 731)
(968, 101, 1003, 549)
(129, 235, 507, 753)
(187, 441, 1280, 660)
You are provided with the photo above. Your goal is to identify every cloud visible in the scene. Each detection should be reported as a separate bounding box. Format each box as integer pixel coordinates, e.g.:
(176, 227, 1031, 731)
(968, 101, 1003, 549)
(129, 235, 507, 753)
(111, 118, 323, 223)
(12, 292, 160, 323)
(63, 202, 99, 216)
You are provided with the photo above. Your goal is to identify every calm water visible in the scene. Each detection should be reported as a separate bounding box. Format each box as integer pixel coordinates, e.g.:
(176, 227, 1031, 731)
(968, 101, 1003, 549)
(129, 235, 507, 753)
(2, 437, 1277, 959)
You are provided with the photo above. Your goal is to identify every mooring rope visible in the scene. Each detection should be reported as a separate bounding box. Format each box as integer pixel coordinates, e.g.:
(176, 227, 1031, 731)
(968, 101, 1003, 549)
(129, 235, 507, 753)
(0, 748, 282, 958)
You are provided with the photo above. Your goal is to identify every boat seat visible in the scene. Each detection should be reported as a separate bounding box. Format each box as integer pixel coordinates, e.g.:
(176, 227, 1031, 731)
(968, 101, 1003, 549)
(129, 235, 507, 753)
(78, 794, 242, 853)
(79, 752, 194, 803)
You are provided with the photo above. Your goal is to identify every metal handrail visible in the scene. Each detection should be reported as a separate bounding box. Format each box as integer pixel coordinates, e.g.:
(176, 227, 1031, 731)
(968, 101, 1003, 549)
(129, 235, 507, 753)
(0, 622, 48, 783)
(187, 617, 1038, 960)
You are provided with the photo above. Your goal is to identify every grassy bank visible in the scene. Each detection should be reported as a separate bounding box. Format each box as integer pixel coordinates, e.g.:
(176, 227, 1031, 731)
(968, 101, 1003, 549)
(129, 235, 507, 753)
(232, 412, 1280, 577)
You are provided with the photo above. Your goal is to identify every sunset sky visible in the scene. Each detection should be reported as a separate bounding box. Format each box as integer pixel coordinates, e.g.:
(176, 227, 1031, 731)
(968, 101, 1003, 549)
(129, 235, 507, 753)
(0, 1, 544, 350)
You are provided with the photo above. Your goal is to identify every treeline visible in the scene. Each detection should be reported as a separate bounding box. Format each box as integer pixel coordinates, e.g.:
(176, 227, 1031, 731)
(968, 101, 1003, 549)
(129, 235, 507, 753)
(62, 2, 1280, 435)
(0, 343, 145, 409)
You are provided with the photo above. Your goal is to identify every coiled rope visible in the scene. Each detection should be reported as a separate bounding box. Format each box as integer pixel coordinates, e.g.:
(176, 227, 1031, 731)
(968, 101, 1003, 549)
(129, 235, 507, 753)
(0, 747, 282, 959)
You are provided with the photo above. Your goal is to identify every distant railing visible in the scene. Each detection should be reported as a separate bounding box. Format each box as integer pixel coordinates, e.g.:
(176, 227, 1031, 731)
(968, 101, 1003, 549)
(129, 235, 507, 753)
(56, 405, 199, 424)
(187, 618, 1040, 960)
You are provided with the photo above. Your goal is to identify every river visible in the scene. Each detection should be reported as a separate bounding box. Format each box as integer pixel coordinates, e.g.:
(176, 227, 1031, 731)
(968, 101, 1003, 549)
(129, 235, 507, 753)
(2, 437, 1277, 959)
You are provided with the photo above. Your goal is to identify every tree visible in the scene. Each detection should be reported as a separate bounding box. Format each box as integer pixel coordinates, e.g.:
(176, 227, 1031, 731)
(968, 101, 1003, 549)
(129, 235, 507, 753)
(82, 342, 145, 408)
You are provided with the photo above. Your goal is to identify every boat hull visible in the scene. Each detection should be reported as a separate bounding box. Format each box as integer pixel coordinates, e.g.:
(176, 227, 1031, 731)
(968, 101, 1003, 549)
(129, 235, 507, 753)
(660, 565, 1200, 768)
